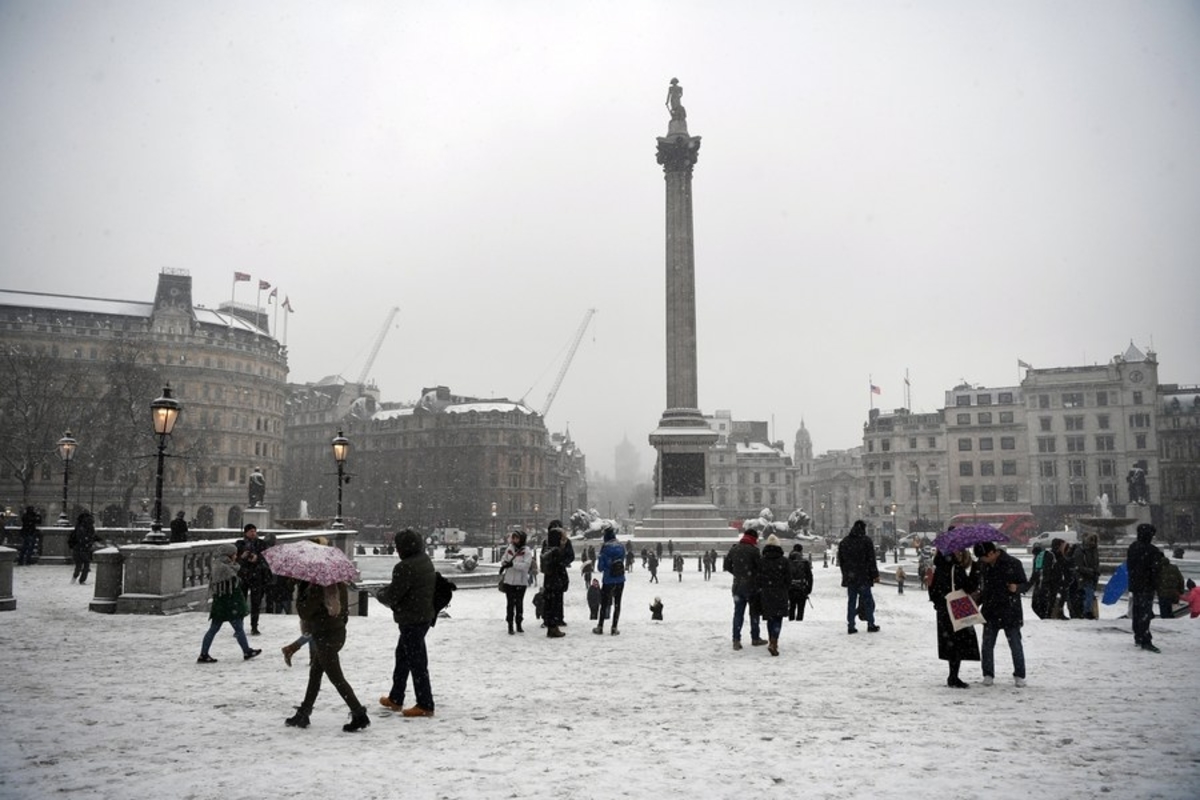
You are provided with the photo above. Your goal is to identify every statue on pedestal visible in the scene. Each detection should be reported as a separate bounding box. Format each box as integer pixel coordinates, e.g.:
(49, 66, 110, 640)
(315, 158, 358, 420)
(1126, 467, 1149, 506)
(248, 467, 266, 508)
(666, 77, 686, 121)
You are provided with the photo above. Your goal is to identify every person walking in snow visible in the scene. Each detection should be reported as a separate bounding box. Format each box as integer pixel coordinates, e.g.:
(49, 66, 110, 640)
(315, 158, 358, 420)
(838, 520, 880, 634)
(787, 544, 813, 621)
(759, 534, 792, 656)
(197, 543, 262, 664)
(647, 551, 660, 583)
(17, 505, 41, 566)
(725, 525, 764, 650)
(285, 579, 370, 732)
(539, 522, 572, 638)
(593, 526, 626, 635)
(236, 523, 270, 635)
(68, 510, 96, 584)
(378, 528, 437, 717)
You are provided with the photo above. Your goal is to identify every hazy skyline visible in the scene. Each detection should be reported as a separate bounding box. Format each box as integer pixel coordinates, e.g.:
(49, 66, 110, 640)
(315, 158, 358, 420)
(3, 2, 1198, 480)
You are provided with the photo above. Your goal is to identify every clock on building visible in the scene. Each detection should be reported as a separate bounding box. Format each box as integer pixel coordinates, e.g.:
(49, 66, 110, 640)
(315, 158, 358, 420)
(1130, 370, 1144, 383)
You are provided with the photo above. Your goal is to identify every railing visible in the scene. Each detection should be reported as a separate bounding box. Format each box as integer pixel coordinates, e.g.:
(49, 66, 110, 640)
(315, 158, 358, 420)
(87, 529, 359, 615)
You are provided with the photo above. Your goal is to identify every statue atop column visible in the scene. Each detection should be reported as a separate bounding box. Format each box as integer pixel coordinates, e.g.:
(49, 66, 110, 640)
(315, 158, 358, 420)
(665, 77, 686, 122)
(248, 466, 266, 508)
(1126, 467, 1149, 506)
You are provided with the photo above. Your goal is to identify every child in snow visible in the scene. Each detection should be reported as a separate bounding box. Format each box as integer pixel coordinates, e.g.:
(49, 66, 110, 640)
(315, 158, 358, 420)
(650, 597, 664, 621)
(587, 579, 601, 620)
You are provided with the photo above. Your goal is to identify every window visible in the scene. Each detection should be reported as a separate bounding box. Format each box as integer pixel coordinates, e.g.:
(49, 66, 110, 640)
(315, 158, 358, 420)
(960, 486, 975, 503)
(1040, 417, 1052, 432)
(1068, 460, 1086, 478)
(1000, 436, 1016, 450)
(1133, 391, 1144, 405)
(1129, 413, 1151, 429)
(981, 485, 997, 502)
(1096, 435, 1115, 451)
(1098, 482, 1116, 502)
(956, 395, 971, 407)
(1097, 391, 1108, 407)
(1063, 392, 1084, 408)
(1098, 414, 1110, 430)
(1038, 394, 1050, 409)
(882, 439, 891, 452)
(1039, 460, 1057, 478)
(979, 438, 994, 451)
(881, 460, 892, 471)
(1136, 433, 1147, 449)
(1002, 460, 1017, 476)
(868, 440, 875, 452)
(882, 479, 892, 496)
(999, 411, 1014, 424)
(958, 439, 973, 451)
(978, 412, 993, 424)
(1040, 484, 1058, 504)
(977, 394, 993, 406)
(1066, 436, 1086, 453)
(1037, 437, 1056, 453)
(909, 437, 917, 449)
(1066, 416, 1085, 431)
(1002, 485, 1019, 502)
(1069, 483, 1088, 504)
(753, 472, 761, 484)
(927, 437, 937, 448)
(957, 413, 971, 425)
(980, 461, 995, 476)
(868, 480, 876, 499)
(960, 462, 974, 476)
(1098, 459, 1116, 478)
(998, 391, 1014, 404)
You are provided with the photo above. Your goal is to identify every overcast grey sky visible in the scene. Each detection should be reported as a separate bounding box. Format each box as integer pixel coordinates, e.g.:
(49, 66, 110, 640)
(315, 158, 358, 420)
(2, 1, 1198, 480)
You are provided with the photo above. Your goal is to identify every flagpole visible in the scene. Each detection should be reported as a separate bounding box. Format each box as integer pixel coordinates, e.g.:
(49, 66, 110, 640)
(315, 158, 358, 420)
(869, 375, 875, 411)
(272, 293, 279, 339)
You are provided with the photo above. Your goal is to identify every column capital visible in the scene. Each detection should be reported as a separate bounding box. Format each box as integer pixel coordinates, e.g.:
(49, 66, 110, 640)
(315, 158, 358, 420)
(656, 134, 702, 174)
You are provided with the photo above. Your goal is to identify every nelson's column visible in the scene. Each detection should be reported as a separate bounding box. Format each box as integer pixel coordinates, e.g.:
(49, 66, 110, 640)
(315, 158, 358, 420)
(639, 78, 726, 544)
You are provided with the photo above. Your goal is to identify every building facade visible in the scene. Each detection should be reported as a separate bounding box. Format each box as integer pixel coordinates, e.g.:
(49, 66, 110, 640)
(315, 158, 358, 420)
(706, 410, 793, 523)
(942, 383, 1028, 522)
(0, 271, 287, 529)
(1158, 383, 1200, 543)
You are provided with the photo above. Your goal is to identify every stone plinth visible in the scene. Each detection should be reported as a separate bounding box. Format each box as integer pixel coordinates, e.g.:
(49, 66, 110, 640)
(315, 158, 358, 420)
(0, 546, 15, 611)
(244, 506, 272, 531)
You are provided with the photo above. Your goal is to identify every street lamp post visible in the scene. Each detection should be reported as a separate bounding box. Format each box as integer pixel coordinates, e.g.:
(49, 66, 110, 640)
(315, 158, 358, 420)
(143, 386, 181, 544)
(55, 431, 78, 527)
(490, 501, 498, 562)
(331, 430, 350, 529)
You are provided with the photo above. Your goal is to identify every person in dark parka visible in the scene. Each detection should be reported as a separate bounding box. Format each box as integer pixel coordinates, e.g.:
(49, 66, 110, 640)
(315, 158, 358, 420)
(68, 511, 97, 584)
(928, 549, 980, 688)
(379, 528, 437, 716)
(1127, 523, 1166, 653)
(972, 542, 1028, 686)
(758, 534, 792, 656)
(725, 526, 764, 649)
(285, 579, 369, 732)
(837, 520, 880, 634)
(787, 544, 813, 621)
(540, 522, 572, 638)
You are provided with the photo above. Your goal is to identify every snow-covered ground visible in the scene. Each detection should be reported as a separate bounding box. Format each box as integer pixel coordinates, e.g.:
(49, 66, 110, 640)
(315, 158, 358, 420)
(2, 556, 1199, 800)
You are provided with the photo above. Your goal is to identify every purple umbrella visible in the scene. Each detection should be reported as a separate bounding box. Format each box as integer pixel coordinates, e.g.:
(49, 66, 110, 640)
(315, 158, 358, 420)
(933, 524, 1009, 555)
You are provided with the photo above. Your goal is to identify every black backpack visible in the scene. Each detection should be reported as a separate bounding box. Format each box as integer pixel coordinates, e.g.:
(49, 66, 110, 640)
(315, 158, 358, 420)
(608, 559, 626, 579)
(430, 572, 457, 626)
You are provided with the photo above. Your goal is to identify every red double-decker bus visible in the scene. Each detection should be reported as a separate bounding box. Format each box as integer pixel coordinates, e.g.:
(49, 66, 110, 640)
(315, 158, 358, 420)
(946, 512, 1038, 545)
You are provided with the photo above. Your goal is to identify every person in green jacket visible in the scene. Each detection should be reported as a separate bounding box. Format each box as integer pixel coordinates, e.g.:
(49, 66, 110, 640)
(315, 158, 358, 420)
(197, 543, 261, 663)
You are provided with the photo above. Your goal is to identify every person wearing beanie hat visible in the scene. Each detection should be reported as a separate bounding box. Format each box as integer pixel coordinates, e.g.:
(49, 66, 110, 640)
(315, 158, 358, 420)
(541, 524, 574, 638)
(593, 527, 626, 635)
(837, 520, 881, 634)
(787, 543, 813, 621)
(1127, 523, 1165, 652)
(759, 534, 792, 655)
(725, 526, 765, 650)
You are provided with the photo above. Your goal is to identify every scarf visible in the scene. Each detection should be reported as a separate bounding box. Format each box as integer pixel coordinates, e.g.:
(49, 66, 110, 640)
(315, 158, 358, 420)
(210, 545, 241, 597)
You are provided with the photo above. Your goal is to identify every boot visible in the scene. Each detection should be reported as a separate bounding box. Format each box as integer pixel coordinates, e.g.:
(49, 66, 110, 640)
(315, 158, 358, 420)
(751, 638, 768, 647)
(768, 638, 779, 656)
(515, 619, 523, 633)
(343, 707, 371, 732)
(547, 627, 566, 638)
(281, 643, 299, 667)
(593, 625, 604, 635)
(285, 706, 311, 728)
(508, 621, 514, 635)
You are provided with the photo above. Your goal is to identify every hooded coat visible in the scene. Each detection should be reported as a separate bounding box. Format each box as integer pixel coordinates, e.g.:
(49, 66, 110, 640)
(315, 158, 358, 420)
(386, 529, 436, 627)
(724, 533, 761, 594)
(758, 541, 792, 619)
(928, 552, 981, 662)
(1127, 526, 1164, 594)
(837, 522, 879, 588)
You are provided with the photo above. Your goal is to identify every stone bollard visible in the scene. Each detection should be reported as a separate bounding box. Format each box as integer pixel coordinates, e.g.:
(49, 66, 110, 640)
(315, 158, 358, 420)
(0, 545, 16, 611)
(88, 546, 124, 614)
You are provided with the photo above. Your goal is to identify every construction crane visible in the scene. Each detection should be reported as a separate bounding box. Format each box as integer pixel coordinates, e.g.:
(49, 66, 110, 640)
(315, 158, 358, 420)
(355, 306, 400, 385)
(539, 308, 596, 418)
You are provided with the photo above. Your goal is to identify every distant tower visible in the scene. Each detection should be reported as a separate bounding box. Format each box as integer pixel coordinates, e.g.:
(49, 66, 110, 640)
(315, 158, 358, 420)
(794, 419, 813, 479)
(640, 78, 725, 541)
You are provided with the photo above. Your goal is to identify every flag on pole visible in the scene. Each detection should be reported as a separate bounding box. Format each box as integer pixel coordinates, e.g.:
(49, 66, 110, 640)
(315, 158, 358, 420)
(234, 272, 250, 282)
(259, 279, 271, 291)
(268, 287, 278, 300)
(282, 296, 294, 312)
(903, 375, 910, 386)
(870, 383, 881, 395)
(1018, 359, 1032, 369)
